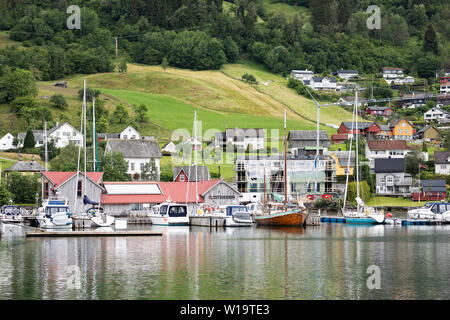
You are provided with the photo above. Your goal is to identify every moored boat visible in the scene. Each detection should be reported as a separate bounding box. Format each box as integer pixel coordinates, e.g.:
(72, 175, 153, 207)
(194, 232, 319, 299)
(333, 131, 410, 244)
(0, 205, 23, 224)
(149, 202, 190, 226)
(254, 208, 307, 226)
(37, 197, 73, 229)
(407, 202, 448, 221)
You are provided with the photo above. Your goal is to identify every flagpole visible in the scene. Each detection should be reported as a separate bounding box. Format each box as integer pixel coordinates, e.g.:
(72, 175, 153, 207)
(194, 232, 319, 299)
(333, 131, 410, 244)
(418, 163, 421, 203)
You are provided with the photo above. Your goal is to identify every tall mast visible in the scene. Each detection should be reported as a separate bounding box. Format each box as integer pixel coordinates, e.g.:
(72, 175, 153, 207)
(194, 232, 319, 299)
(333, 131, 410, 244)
(194, 110, 198, 206)
(355, 90, 360, 210)
(92, 98, 96, 172)
(284, 109, 287, 210)
(315, 98, 320, 194)
(343, 97, 356, 210)
(83, 80, 87, 196)
(74, 79, 85, 213)
(44, 120, 48, 171)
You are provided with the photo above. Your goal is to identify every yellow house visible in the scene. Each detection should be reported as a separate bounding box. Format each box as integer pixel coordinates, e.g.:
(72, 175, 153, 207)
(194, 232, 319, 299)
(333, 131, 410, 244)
(329, 151, 354, 176)
(389, 119, 414, 140)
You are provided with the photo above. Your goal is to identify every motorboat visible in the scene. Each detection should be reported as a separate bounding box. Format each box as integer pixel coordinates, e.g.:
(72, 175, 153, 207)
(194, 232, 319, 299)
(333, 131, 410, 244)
(37, 197, 73, 229)
(0, 205, 23, 223)
(407, 202, 449, 221)
(216, 205, 253, 227)
(149, 202, 189, 226)
(84, 196, 115, 227)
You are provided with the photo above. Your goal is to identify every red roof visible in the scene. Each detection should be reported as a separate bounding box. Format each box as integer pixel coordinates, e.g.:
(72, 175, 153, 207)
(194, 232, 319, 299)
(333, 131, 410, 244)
(42, 171, 103, 189)
(101, 180, 222, 204)
(367, 140, 409, 151)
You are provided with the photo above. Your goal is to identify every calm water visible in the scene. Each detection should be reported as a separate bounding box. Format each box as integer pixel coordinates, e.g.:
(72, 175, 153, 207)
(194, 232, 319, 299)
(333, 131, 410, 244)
(0, 222, 449, 300)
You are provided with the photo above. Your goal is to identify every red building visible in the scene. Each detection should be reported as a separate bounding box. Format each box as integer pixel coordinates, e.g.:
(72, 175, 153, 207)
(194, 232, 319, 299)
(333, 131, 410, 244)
(365, 106, 393, 119)
(331, 133, 349, 143)
(411, 180, 447, 201)
(337, 121, 381, 138)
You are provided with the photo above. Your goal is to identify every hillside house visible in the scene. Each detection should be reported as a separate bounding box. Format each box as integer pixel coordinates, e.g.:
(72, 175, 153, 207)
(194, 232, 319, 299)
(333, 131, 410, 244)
(434, 151, 450, 175)
(161, 141, 177, 154)
(404, 76, 415, 84)
(173, 165, 210, 182)
(337, 122, 380, 138)
(400, 93, 434, 109)
(119, 125, 140, 140)
(4, 155, 45, 178)
(324, 151, 354, 176)
(336, 69, 359, 80)
(440, 77, 450, 94)
(436, 69, 450, 78)
(215, 128, 265, 151)
(375, 158, 412, 197)
(0, 133, 15, 150)
(382, 67, 404, 85)
(424, 108, 450, 124)
(437, 93, 450, 107)
(389, 119, 414, 140)
(365, 106, 393, 119)
(105, 139, 162, 180)
(414, 125, 441, 142)
(17, 130, 44, 148)
(305, 76, 337, 91)
(289, 70, 314, 82)
(365, 140, 411, 169)
(338, 96, 367, 107)
(47, 122, 84, 148)
(41, 171, 104, 214)
(287, 130, 330, 151)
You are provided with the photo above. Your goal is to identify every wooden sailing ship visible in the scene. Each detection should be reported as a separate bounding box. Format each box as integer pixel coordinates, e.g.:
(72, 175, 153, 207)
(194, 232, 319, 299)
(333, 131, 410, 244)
(254, 110, 308, 227)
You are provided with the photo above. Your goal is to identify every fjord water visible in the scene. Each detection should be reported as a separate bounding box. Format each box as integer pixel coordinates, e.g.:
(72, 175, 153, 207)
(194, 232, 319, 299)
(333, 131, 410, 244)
(0, 223, 449, 300)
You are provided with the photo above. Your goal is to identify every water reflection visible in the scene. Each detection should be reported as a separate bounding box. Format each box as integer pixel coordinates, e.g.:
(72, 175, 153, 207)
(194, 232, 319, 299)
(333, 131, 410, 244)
(0, 223, 449, 299)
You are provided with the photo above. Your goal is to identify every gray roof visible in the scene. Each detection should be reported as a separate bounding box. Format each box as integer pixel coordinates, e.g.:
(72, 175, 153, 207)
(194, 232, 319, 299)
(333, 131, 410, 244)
(337, 69, 359, 74)
(291, 70, 314, 74)
(341, 122, 373, 130)
(106, 139, 162, 159)
(18, 130, 44, 141)
(288, 130, 329, 141)
(434, 151, 450, 164)
(173, 165, 210, 182)
(332, 151, 355, 167)
(5, 160, 45, 172)
(420, 180, 446, 192)
(312, 76, 337, 83)
(367, 106, 391, 111)
(374, 158, 406, 173)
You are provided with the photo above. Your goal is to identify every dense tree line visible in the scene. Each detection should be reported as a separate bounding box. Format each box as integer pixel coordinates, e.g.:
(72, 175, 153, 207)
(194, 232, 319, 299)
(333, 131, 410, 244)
(0, 0, 447, 83)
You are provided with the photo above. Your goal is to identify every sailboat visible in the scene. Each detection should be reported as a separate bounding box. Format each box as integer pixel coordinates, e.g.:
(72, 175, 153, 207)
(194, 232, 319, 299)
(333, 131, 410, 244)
(254, 110, 308, 227)
(75, 80, 114, 227)
(342, 91, 384, 224)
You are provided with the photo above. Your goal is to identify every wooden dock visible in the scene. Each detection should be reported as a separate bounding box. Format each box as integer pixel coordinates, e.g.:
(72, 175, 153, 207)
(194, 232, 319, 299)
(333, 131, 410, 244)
(189, 216, 225, 227)
(26, 230, 163, 237)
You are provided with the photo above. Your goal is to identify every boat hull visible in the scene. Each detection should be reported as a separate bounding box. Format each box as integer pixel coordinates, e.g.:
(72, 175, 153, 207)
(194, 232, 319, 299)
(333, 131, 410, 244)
(254, 210, 307, 227)
(225, 216, 253, 227)
(91, 214, 115, 227)
(149, 215, 189, 226)
(345, 216, 381, 224)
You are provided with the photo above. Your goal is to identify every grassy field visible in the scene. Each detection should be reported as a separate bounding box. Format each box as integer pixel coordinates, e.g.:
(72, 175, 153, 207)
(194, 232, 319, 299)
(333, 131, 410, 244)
(260, 0, 310, 20)
(366, 196, 426, 207)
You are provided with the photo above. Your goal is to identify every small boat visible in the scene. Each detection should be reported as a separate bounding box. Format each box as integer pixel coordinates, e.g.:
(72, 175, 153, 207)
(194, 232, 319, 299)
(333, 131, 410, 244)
(0, 205, 23, 223)
(149, 202, 190, 226)
(221, 205, 253, 227)
(37, 198, 73, 229)
(88, 208, 115, 227)
(407, 202, 448, 221)
(254, 209, 307, 226)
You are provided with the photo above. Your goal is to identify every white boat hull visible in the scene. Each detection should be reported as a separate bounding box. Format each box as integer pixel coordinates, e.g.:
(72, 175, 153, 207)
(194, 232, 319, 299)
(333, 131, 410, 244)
(37, 213, 72, 229)
(225, 216, 254, 227)
(149, 215, 189, 226)
(91, 214, 115, 227)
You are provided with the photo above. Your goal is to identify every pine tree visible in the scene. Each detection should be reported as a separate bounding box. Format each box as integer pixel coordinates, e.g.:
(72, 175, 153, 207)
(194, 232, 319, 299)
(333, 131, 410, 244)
(423, 23, 438, 54)
(23, 129, 35, 149)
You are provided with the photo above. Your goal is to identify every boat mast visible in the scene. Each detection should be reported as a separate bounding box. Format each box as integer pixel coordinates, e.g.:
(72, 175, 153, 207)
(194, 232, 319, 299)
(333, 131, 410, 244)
(315, 97, 320, 195)
(92, 98, 96, 172)
(284, 109, 287, 211)
(74, 79, 86, 214)
(44, 120, 48, 171)
(83, 79, 87, 207)
(342, 96, 356, 210)
(194, 110, 198, 207)
(355, 90, 360, 212)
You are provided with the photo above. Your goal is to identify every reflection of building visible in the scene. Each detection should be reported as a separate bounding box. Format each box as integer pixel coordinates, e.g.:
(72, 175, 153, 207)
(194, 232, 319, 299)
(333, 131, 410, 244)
(234, 152, 337, 201)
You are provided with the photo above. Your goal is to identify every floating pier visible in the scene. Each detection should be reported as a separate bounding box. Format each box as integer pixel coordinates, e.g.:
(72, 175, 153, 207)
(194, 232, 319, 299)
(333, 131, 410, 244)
(320, 216, 346, 223)
(72, 216, 93, 229)
(401, 219, 441, 226)
(127, 217, 152, 224)
(305, 215, 321, 226)
(25, 230, 163, 237)
(189, 216, 225, 227)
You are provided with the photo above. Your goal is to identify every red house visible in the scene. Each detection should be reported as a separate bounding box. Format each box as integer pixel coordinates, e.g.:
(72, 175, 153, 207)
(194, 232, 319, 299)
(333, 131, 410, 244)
(411, 180, 447, 201)
(366, 106, 393, 119)
(337, 121, 381, 138)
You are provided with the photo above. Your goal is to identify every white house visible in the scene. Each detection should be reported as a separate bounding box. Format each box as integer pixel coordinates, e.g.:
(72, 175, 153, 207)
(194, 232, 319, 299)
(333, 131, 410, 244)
(290, 70, 314, 82)
(365, 140, 412, 169)
(0, 133, 15, 150)
(404, 76, 415, 84)
(47, 122, 83, 148)
(440, 80, 450, 94)
(336, 69, 359, 80)
(225, 128, 265, 151)
(306, 76, 338, 91)
(424, 108, 450, 124)
(382, 67, 404, 84)
(434, 151, 450, 175)
(161, 141, 177, 154)
(17, 130, 45, 148)
(105, 139, 163, 180)
(119, 125, 140, 140)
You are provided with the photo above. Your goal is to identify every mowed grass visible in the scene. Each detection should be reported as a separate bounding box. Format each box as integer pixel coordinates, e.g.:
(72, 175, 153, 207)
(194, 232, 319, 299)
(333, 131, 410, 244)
(221, 61, 360, 131)
(260, 0, 310, 20)
(366, 196, 426, 207)
(100, 88, 317, 138)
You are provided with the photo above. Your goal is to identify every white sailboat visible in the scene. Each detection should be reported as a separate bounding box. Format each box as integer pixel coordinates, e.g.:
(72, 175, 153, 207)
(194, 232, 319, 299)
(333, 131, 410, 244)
(342, 91, 385, 224)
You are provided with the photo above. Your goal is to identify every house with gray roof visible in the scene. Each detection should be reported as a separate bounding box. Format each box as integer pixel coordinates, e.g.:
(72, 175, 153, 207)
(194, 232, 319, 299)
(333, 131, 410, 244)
(4, 155, 45, 177)
(105, 139, 163, 180)
(375, 158, 412, 196)
(215, 128, 265, 150)
(336, 69, 359, 80)
(434, 151, 450, 175)
(308, 76, 338, 91)
(17, 130, 45, 148)
(173, 165, 211, 182)
(288, 130, 330, 152)
(289, 69, 314, 82)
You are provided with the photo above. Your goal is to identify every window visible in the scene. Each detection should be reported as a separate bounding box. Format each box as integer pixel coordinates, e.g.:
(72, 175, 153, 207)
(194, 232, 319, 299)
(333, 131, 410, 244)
(130, 162, 135, 171)
(123, 135, 127, 139)
(140, 163, 145, 171)
(180, 174, 185, 182)
(44, 182, 49, 198)
(63, 132, 70, 136)
(77, 181, 82, 197)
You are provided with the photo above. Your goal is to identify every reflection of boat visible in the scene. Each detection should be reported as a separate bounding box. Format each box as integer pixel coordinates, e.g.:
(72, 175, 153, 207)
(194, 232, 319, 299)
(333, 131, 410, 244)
(407, 202, 447, 221)
(149, 203, 189, 226)
(37, 198, 73, 229)
(0, 205, 23, 223)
